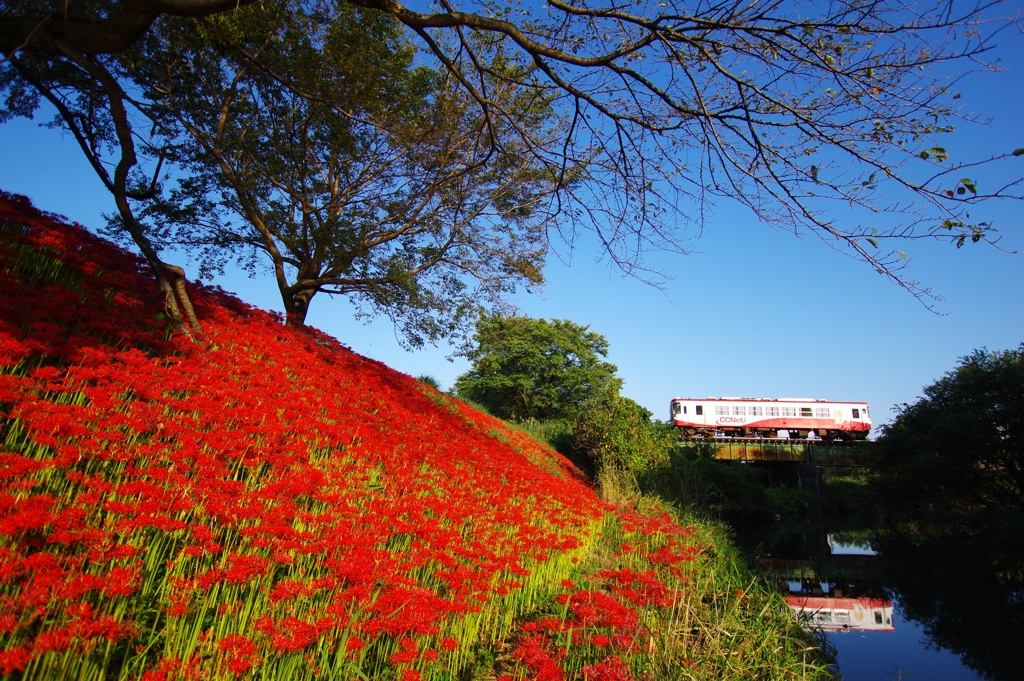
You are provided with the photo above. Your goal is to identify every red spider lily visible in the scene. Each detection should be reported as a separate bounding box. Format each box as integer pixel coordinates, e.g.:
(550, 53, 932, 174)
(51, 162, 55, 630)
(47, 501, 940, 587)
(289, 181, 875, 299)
(598, 568, 673, 608)
(0, 192, 710, 681)
(564, 591, 639, 632)
(218, 633, 263, 674)
(581, 655, 635, 681)
(366, 586, 454, 637)
(0, 647, 31, 675)
(513, 634, 565, 681)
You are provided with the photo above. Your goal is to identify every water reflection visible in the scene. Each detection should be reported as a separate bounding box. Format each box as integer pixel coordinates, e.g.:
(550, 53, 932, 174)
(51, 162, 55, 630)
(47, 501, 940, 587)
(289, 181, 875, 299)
(870, 526, 1024, 681)
(736, 517, 1024, 681)
(762, 553, 894, 633)
(754, 528, 894, 634)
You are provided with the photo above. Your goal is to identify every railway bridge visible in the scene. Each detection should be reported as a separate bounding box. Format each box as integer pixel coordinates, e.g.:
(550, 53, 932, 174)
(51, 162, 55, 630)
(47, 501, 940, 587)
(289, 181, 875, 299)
(693, 438, 873, 467)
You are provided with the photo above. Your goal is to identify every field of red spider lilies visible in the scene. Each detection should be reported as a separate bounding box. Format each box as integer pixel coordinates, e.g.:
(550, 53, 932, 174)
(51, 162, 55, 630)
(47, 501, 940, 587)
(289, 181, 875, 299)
(0, 192, 832, 681)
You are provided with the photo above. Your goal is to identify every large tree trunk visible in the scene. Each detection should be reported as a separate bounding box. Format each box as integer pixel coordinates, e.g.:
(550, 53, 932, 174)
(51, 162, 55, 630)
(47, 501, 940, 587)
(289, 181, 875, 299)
(81, 49, 206, 341)
(283, 287, 317, 328)
(117, 205, 205, 340)
(11, 49, 206, 341)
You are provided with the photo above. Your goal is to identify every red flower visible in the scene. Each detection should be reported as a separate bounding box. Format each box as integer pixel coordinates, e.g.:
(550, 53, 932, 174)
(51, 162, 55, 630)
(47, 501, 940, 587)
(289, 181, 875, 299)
(0, 646, 30, 675)
(219, 634, 262, 674)
(581, 655, 634, 681)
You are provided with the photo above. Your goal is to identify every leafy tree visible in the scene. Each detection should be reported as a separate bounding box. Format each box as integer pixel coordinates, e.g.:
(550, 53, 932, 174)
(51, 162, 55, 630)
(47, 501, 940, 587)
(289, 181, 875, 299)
(870, 345, 1024, 529)
(572, 392, 675, 474)
(453, 315, 621, 422)
(4, 0, 1021, 309)
(416, 374, 442, 391)
(3, 0, 1023, 341)
(867, 346, 1024, 681)
(124, 2, 557, 340)
(1, 6, 206, 335)
(2, 2, 558, 343)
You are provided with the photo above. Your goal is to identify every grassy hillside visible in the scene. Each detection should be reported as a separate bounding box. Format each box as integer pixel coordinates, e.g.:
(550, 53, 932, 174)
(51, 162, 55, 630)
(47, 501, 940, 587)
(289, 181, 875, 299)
(0, 191, 832, 680)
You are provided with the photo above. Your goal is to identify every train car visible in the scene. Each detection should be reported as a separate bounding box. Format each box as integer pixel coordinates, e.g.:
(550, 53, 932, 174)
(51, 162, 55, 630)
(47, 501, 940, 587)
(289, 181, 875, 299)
(670, 396, 871, 440)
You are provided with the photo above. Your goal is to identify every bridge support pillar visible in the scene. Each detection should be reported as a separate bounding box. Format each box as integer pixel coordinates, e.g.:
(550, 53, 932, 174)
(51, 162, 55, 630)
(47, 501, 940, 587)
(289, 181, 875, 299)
(791, 463, 823, 495)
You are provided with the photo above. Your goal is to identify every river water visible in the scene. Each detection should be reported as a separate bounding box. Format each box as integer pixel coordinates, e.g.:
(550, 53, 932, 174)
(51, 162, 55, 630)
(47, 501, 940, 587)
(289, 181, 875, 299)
(733, 517, 1022, 681)
(826, 599, 980, 681)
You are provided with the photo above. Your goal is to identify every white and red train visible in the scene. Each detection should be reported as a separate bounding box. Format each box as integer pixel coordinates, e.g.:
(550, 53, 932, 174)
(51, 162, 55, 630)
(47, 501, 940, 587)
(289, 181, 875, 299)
(670, 396, 871, 440)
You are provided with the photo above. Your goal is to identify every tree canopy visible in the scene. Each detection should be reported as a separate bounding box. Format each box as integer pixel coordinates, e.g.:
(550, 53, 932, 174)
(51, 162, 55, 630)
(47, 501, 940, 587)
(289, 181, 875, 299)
(3, 0, 1022, 338)
(453, 315, 621, 421)
(125, 2, 557, 341)
(871, 344, 1024, 526)
(2, 1, 560, 342)
(869, 344, 1024, 681)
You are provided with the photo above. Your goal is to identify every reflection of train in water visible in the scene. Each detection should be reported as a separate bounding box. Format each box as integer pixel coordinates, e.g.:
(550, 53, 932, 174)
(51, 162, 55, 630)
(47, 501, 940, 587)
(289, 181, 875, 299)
(785, 596, 894, 632)
(670, 397, 871, 440)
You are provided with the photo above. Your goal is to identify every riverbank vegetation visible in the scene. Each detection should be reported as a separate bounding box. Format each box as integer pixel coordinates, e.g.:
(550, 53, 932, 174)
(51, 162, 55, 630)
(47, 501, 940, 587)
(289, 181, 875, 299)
(0, 193, 834, 680)
(863, 346, 1024, 681)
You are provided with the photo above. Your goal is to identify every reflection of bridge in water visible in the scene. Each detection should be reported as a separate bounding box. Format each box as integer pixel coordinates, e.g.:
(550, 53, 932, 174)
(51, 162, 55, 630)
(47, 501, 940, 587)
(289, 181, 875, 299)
(762, 554, 884, 584)
(697, 438, 873, 466)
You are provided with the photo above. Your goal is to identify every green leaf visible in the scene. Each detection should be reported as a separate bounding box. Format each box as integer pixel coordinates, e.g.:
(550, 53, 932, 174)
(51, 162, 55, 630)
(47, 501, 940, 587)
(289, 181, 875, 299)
(866, 237, 879, 249)
(810, 164, 819, 180)
(960, 178, 977, 194)
(1013, 148, 1024, 157)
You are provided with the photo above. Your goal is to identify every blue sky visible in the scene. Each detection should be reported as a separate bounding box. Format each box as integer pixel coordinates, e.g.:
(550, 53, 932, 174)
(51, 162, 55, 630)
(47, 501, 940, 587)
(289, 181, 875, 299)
(2, 11, 1022, 434)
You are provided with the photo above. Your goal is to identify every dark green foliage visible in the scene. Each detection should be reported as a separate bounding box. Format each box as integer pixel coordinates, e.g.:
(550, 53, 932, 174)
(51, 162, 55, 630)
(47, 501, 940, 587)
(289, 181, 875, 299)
(2, 1, 559, 344)
(817, 468, 876, 512)
(454, 315, 682, 477)
(871, 519, 1024, 681)
(453, 315, 621, 422)
(637, 444, 830, 517)
(572, 393, 676, 474)
(870, 344, 1024, 532)
(860, 345, 1024, 681)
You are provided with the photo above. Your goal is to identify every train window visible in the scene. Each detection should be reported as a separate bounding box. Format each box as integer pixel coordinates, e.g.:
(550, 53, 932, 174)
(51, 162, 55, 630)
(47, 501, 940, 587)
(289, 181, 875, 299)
(766, 406, 780, 417)
(852, 408, 861, 419)
(800, 407, 813, 417)
(815, 407, 830, 418)
(695, 405, 703, 416)
(732, 405, 746, 416)
(750, 406, 763, 416)
(672, 402, 683, 415)
(781, 407, 797, 417)
(715, 405, 729, 416)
